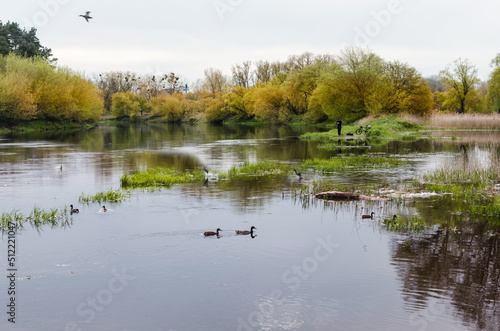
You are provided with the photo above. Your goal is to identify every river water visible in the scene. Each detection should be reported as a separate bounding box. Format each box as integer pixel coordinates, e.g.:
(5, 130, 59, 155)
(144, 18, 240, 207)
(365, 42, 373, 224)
(0, 124, 499, 331)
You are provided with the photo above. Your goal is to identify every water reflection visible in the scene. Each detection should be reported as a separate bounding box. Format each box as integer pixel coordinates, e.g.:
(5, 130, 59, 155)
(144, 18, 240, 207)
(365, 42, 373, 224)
(391, 223, 500, 330)
(1, 124, 500, 330)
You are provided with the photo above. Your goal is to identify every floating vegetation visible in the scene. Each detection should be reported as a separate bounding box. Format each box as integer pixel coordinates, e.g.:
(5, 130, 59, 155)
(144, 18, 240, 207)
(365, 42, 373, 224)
(383, 215, 427, 233)
(120, 168, 205, 188)
(301, 155, 407, 173)
(79, 188, 130, 204)
(1, 206, 71, 232)
(226, 160, 293, 180)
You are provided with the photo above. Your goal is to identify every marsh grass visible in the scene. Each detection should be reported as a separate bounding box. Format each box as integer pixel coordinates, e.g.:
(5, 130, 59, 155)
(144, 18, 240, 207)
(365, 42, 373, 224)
(413, 152, 500, 222)
(301, 155, 406, 173)
(383, 215, 427, 232)
(120, 168, 205, 187)
(428, 113, 500, 129)
(226, 160, 293, 180)
(1, 206, 70, 232)
(79, 188, 130, 204)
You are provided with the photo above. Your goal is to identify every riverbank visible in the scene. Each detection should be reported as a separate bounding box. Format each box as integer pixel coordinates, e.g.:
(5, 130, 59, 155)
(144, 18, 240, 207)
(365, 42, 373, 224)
(3, 113, 500, 136)
(0, 119, 96, 134)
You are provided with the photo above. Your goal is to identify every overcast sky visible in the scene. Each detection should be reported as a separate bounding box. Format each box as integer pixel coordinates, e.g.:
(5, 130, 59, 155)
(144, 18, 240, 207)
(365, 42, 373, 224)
(2, 0, 499, 83)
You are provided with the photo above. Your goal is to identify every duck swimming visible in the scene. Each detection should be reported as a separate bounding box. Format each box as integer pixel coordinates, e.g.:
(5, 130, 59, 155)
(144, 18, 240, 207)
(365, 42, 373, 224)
(204, 228, 221, 237)
(362, 212, 375, 219)
(100, 205, 108, 212)
(235, 226, 256, 235)
(70, 204, 79, 213)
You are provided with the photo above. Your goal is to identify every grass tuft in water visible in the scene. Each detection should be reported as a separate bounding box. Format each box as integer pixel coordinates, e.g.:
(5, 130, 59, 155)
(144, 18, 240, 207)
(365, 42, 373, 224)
(1, 206, 70, 232)
(226, 160, 293, 180)
(383, 215, 427, 233)
(301, 155, 406, 173)
(120, 168, 205, 188)
(79, 188, 130, 204)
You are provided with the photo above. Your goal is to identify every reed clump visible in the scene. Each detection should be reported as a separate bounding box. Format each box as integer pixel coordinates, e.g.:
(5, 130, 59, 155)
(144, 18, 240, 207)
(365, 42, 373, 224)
(79, 188, 130, 204)
(120, 168, 205, 187)
(427, 113, 500, 129)
(301, 155, 406, 173)
(1, 206, 70, 231)
(383, 215, 427, 233)
(226, 160, 293, 180)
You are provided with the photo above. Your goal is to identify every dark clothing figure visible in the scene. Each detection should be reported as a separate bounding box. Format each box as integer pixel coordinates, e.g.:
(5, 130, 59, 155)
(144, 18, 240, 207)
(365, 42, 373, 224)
(336, 119, 342, 136)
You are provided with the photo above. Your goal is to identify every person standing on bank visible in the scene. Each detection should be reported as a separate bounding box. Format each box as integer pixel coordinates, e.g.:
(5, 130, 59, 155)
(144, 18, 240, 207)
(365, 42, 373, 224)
(336, 119, 342, 136)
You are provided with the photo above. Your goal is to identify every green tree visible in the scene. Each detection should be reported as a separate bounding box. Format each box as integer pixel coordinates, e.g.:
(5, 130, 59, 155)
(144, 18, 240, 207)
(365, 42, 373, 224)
(149, 94, 183, 121)
(487, 54, 500, 113)
(0, 54, 102, 125)
(0, 21, 53, 60)
(111, 91, 142, 119)
(439, 58, 480, 113)
(381, 61, 433, 115)
(284, 62, 325, 115)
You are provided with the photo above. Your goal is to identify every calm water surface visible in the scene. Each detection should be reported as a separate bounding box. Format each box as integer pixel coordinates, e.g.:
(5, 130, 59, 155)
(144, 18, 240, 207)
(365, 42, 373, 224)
(0, 124, 499, 331)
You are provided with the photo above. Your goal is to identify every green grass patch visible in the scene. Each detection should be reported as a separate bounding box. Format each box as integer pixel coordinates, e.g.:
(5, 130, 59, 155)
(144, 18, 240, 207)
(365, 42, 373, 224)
(383, 215, 427, 233)
(300, 115, 423, 141)
(120, 168, 205, 188)
(413, 164, 500, 224)
(226, 160, 293, 180)
(79, 188, 130, 204)
(301, 155, 407, 173)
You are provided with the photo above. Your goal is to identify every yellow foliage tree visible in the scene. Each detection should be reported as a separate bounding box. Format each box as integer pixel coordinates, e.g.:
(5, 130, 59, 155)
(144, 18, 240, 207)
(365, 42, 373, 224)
(149, 94, 183, 121)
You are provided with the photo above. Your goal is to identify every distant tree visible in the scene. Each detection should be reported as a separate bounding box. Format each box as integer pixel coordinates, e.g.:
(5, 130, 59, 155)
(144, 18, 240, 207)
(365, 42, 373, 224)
(111, 91, 142, 119)
(98, 71, 138, 110)
(286, 52, 315, 71)
(149, 94, 183, 121)
(425, 75, 446, 93)
(137, 74, 164, 99)
(231, 61, 252, 88)
(203, 68, 226, 98)
(439, 58, 479, 113)
(0, 21, 53, 61)
(164, 72, 180, 95)
(254, 60, 272, 84)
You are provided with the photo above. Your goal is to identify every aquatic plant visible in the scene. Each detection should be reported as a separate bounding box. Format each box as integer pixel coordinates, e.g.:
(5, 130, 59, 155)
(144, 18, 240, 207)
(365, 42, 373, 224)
(1, 206, 70, 232)
(79, 188, 130, 204)
(226, 160, 293, 180)
(120, 168, 205, 187)
(383, 215, 427, 233)
(301, 155, 407, 173)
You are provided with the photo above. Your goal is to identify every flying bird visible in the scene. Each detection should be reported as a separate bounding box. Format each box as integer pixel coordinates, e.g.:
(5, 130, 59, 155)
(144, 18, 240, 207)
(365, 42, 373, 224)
(79, 11, 92, 22)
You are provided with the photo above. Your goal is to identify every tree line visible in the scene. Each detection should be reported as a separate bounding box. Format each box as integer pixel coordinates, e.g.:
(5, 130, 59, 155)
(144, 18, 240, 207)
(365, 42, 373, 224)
(101, 47, 500, 123)
(1, 20, 499, 126)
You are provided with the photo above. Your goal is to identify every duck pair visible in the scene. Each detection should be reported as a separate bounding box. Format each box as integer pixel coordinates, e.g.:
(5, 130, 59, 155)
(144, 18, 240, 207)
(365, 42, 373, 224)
(70, 205, 108, 213)
(204, 226, 256, 237)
